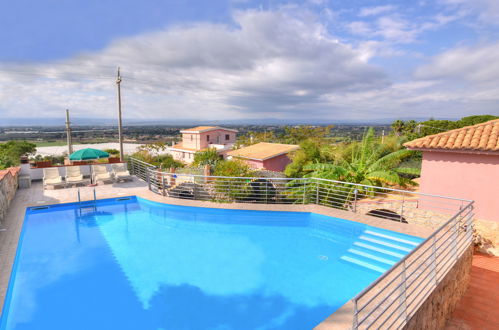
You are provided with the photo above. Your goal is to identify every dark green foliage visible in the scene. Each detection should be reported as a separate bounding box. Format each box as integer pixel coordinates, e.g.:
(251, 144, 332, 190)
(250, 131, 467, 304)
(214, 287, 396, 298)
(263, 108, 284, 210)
(192, 148, 222, 167)
(391, 115, 498, 139)
(103, 148, 120, 157)
(0, 141, 37, 169)
(131, 149, 184, 169)
(303, 128, 419, 187)
(213, 160, 255, 201)
(284, 139, 330, 177)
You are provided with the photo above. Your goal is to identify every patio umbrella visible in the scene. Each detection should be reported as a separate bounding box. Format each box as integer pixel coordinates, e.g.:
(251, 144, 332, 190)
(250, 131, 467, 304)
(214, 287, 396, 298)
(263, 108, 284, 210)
(69, 148, 110, 184)
(69, 148, 110, 161)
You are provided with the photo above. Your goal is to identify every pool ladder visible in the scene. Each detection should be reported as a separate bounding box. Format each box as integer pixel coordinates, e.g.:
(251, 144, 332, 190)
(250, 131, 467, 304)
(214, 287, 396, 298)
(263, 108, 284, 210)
(77, 188, 97, 204)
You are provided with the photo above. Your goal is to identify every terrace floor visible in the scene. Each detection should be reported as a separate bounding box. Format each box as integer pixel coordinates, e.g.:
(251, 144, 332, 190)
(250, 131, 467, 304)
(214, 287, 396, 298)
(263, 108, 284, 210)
(0, 177, 435, 328)
(445, 253, 499, 330)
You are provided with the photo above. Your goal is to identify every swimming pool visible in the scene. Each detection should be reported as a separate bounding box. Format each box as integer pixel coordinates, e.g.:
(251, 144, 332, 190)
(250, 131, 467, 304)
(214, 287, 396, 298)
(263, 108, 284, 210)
(0, 196, 423, 329)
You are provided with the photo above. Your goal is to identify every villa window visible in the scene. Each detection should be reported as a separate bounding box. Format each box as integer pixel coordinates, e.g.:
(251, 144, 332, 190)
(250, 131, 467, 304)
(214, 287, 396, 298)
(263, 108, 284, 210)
(225, 134, 230, 140)
(206, 135, 210, 142)
(190, 135, 193, 141)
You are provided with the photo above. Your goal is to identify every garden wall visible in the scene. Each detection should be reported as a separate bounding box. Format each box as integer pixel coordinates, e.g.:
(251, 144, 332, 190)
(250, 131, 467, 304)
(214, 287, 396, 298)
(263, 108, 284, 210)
(0, 167, 20, 225)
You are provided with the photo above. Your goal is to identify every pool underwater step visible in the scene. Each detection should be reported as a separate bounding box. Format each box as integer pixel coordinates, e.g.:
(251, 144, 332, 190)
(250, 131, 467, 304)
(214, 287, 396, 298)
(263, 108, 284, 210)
(340, 229, 421, 273)
(364, 230, 419, 246)
(339, 255, 389, 273)
(346, 249, 396, 266)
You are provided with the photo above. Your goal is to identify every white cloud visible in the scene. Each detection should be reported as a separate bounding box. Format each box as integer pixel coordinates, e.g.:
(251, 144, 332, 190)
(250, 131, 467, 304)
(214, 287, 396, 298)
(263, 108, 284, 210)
(442, 0, 499, 25)
(358, 5, 396, 17)
(0, 7, 497, 123)
(0, 9, 387, 120)
(415, 42, 499, 83)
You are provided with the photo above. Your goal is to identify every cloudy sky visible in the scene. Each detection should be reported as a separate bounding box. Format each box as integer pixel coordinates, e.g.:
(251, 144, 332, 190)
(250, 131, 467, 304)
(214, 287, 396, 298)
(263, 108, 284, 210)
(1, 0, 499, 123)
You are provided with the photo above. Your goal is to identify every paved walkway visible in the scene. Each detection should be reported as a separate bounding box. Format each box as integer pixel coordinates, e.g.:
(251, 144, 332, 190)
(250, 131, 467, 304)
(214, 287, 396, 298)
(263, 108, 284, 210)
(446, 253, 499, 330)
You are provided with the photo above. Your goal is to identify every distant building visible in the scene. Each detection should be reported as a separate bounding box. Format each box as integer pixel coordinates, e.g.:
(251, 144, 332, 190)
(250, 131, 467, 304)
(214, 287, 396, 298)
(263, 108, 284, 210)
(170, 126, 237, 164)
(227, 142, 299, 172)
(404, 119, 499, 222)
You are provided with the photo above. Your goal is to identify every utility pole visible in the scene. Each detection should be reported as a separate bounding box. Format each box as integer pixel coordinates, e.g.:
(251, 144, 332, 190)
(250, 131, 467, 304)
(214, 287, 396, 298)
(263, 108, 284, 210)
(381, 129, 385, 143)
(116, 67, 124, 161)
(65, 109, 73, 156)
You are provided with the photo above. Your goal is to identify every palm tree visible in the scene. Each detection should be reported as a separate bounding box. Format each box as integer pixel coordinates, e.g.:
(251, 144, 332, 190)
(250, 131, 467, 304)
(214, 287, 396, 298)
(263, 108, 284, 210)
(303, 128, 419, 187)
(391, 120, 405, 136)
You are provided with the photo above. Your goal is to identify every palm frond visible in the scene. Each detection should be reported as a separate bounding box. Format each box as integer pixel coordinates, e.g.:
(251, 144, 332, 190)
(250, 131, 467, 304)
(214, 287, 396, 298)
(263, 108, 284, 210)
(368, 149, 415, 171)
(366, 170, 402, 185)
(394, 167, 421, 176)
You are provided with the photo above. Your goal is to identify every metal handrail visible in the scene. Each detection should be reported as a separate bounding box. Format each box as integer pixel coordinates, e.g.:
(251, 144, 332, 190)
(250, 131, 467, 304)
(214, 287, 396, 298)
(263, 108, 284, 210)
(128, 157, 475, 329)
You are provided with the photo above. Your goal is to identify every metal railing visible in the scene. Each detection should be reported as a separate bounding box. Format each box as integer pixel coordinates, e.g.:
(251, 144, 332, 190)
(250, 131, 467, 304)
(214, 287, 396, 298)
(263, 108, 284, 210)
(128, 157, 474, 329)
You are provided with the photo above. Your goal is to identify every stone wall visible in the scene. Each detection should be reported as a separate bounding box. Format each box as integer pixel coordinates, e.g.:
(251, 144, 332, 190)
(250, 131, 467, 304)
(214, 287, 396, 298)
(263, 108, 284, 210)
(354, 198, 451, 228)
(473, 219, 499, 256)
(0, 167, 20, 225)
(404, 244, 473, 330)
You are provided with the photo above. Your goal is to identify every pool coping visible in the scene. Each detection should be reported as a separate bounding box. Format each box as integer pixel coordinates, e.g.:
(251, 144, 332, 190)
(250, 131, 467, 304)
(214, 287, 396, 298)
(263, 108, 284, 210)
(0, 180, 434, 328)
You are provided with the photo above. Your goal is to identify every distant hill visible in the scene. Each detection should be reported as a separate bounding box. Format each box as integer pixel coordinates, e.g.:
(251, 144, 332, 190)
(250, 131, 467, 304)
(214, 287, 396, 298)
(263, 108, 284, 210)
(0, 116, 459, 127)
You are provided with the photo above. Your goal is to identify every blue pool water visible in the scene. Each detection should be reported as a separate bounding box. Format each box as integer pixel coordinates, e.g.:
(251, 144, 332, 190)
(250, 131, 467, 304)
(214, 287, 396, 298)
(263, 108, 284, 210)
(0, 197, 423, 330)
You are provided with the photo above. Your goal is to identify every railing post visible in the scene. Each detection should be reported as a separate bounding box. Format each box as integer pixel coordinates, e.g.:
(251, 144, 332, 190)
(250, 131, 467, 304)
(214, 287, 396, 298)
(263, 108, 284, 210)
(352, 300, 358, 329)
(146, 168, 151, 191)
(302, 180, 306, 204)
(400, 195, 405, 222)
(193, 182, 197, 200)
(162, 174, 166, 196)
(315, 180, 319, 205)
(431, 236, 438, 286)
(353, 188, 358, 213)
(265, 180, 268, 204)
(399, 261, 408, 323)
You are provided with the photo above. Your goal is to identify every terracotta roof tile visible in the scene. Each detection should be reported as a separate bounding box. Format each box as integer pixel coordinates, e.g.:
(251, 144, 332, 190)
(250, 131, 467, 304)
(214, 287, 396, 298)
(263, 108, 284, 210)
(180, 126, 238, 133)
(404, 119, 499, 153)
(227, 142, 299, 160)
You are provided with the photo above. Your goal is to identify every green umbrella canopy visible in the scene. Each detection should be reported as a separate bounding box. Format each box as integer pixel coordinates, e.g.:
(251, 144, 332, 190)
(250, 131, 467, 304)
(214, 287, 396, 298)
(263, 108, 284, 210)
(69, 148, 110, 161)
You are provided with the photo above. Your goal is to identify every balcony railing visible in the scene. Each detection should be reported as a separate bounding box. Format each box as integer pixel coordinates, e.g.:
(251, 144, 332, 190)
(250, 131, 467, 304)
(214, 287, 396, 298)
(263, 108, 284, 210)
(128, 157, 474, 329)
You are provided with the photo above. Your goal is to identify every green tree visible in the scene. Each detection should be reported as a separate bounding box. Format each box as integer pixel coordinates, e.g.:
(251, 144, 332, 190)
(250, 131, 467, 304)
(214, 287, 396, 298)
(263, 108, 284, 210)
(213, 160, 256, 201)
(0, 141, 37, 169)
(304, 128, 419, 187)
(284, 139, 326, 177)
(391, 120, 405, 136)
(235, 131, 276, 148)
(192, 148, 221, 167)
(280, 125, 334, 144)
(103, 148, 120, 157)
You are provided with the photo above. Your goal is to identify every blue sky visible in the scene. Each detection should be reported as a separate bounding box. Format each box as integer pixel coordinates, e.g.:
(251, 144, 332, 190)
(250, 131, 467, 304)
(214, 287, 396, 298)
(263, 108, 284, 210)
(0, 0, 498, 122)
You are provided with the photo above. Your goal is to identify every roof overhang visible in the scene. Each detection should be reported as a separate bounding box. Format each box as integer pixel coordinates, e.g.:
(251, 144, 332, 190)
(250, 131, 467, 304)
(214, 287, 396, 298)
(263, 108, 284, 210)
(228, 149, 298, 161)
(180, 127, 238, 134)
(406, 147, 499, 156)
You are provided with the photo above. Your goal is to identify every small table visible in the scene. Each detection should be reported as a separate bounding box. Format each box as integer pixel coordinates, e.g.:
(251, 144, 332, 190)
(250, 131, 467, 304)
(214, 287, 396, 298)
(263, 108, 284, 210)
(18, 175, 31, 189)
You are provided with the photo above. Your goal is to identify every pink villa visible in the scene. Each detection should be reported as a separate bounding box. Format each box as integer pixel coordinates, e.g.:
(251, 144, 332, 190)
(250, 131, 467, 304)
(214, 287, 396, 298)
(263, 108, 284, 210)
(404, 119, 499, 223)
(226, 142, 299, 172)
(170, 126, 237, 164)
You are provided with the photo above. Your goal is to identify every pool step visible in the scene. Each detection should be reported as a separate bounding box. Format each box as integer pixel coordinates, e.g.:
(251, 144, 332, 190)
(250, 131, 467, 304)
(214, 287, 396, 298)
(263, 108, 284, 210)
(352, 242, 405, 259)
(339, 255, 389, 273)
(340, 229, 420, 273)
(347, 248, 397, 266)
(364, 230, 420, 247)
(358, 235, 412, 252)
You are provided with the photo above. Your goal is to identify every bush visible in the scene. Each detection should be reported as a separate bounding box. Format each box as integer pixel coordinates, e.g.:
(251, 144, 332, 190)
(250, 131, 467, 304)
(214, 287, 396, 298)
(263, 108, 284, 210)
(0, 141, 37, 169)
(103, 148, 120, 157)
(213, 160, 255, 201)
(131, 150, 184, 170)
(192, 148, 221, 167)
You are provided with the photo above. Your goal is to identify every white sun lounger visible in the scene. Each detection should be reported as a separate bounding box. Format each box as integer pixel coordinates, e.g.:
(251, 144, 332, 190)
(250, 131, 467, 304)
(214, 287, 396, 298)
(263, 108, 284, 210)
(92, 165, 114, 184)
(43, 168, 64, 190)
(112, 164, 132, 182)
(65, 166, 89, 187)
